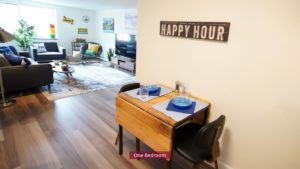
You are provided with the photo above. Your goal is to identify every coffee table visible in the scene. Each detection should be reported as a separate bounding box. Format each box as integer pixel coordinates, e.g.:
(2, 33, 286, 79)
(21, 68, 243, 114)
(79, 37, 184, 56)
(51, 63, 75, 83)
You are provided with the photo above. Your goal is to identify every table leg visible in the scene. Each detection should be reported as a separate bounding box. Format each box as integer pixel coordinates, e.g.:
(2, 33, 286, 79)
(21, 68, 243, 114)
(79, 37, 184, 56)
(136, 137, 140, 160)
(65, 73, 71, 83)
(119, 125, 123, 155)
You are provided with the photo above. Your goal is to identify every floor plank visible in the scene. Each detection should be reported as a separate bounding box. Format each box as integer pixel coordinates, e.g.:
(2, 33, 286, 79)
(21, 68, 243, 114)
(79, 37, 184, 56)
(0, 88, 214, 169)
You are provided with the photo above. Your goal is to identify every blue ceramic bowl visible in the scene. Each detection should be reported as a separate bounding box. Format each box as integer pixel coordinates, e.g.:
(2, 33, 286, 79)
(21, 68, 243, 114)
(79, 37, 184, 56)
(171, 97, 193, 109)
(147, 85, 159, 93)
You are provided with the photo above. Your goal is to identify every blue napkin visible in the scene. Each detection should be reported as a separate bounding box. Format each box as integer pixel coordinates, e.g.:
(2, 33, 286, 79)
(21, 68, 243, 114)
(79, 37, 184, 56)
(137, 87, 161, 96)
(166, 101, 196, 114)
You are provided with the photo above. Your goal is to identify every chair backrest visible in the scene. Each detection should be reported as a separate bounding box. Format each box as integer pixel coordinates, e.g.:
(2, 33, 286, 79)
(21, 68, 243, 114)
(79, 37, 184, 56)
(119, 83, 140, 93)
(195, 115, 225, 161)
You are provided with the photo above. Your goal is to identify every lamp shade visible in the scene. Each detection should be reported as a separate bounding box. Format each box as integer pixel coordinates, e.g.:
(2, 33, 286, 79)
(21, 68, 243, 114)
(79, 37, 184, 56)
(0, 28, 14, 43)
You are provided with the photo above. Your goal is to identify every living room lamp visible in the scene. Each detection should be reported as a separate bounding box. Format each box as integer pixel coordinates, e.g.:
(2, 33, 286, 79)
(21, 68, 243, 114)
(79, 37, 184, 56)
(0, 27, 16, 108)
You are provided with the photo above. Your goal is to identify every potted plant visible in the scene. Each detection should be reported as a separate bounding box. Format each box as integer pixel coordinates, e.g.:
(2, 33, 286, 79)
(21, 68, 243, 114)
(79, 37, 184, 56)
(61, 60, 69, 71)
(14, 19, 35, 51)
(107, 48, 114, 66)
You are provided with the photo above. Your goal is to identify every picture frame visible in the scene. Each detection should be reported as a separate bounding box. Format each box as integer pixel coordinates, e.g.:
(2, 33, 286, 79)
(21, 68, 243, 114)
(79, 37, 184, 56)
(125, 13, 137, 30)
(78, 27, 88, 34)
(103, 18, 114, 33)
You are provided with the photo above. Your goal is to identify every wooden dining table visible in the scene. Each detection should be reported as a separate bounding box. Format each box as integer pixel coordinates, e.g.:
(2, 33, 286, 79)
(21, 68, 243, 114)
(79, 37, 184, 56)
(115, 85, 210, 168)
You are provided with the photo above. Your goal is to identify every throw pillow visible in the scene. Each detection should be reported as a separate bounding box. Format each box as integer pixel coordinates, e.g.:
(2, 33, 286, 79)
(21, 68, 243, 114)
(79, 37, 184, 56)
(20, 56, 31, 65)
(33, 43, 48, 53)
(85, 49, 96, 55)
(0, 54, 11, 67)
(87, 43, 100, 53)
(3, 53, 22, 65)
(0, 46, 14, 55)
(44, 42, 59, 52)
(8, 46, 19, 56)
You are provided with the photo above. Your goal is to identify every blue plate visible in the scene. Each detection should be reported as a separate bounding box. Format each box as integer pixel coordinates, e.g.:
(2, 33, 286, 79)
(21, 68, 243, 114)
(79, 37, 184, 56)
(147, 85, 159, 93)
(171, 97, 193, 109)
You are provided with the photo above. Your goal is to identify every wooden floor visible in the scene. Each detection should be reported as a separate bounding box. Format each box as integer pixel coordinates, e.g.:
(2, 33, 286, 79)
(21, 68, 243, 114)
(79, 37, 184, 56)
(0, 88, 213, 169)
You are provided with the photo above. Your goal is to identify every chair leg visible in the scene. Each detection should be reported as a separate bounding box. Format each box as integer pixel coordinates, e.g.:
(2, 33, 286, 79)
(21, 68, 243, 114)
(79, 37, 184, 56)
(48, 84, 51, 92)
(214, 160, 218, 169)
(114, 131, 120, 145)
(164, 160, 171, 169)
(193, 163, 199, 169)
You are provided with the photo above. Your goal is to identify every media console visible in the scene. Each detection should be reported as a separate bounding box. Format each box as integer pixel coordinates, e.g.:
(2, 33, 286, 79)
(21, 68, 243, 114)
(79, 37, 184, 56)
(111, 56, 136, 74)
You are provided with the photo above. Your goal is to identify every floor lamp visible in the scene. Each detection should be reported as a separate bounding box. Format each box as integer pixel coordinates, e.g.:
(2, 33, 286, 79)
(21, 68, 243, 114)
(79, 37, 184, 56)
(0, 27, 16, 108)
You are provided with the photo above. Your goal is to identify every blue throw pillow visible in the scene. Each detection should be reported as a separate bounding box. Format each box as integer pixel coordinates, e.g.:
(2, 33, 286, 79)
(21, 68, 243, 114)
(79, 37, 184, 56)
(8, 46, 19, 56)
(3, 53, 22, 65)
(20, 57, 31, 65)
(0, 46, 14, 55)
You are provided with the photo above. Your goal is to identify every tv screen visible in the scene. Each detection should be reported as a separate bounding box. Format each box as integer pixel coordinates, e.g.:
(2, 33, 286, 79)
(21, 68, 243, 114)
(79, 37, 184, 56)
(115, 34, 136, 59)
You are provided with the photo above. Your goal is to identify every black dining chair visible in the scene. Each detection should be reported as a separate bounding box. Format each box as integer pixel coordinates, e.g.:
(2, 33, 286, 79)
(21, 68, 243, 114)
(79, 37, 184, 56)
(173, 115, 226, 169)
(115, 82, 140, 145)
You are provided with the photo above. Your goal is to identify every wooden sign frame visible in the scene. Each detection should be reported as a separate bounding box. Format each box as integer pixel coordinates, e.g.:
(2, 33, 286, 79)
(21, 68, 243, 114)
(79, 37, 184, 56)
(160, 21, 230, 42)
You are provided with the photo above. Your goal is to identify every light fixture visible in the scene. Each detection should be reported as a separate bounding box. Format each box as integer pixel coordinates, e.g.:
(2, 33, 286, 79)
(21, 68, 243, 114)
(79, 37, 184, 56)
(0, 27, 16, 108)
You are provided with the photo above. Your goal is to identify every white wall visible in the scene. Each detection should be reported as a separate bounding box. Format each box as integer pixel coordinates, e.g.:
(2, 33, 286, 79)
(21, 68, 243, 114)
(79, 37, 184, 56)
(55, 6, 96, 56)
(137, 0, 300, 169)
(96, 9, 137, 60)
(0, 1, 97, 56)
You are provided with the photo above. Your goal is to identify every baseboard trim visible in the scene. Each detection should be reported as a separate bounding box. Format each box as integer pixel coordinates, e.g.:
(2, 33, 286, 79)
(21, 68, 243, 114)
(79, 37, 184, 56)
(218, 160, 234, 169)
(205, 160, 234, 169)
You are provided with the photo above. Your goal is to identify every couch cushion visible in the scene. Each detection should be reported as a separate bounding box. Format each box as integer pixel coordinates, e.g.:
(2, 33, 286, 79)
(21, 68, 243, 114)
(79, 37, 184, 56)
(20, 57, 32, 65)
(37, 52, 62, 56)
(44, 42, 59, 52)
(33, 43, 48, 53)
(3, 53, 22, 65)
(0, 54, 11, 67)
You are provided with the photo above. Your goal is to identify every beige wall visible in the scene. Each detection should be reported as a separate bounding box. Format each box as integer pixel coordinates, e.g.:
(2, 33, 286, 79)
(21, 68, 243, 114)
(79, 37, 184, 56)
(137, 0, 300, 169)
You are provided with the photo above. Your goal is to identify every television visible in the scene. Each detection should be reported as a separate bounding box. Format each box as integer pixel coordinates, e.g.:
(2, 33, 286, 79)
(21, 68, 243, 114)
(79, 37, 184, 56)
(115, 34, 136, 59)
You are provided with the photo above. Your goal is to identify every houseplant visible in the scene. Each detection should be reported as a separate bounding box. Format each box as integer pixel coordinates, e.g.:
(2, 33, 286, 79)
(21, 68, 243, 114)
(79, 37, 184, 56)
(107, 48, 115, 67)
(107, 48, 114, 61)
(61, 60, 69, 71)
(14, 19, 36, 51)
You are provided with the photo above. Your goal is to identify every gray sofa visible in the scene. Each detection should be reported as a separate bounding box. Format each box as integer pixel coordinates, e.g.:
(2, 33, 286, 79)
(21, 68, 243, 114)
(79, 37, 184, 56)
(0, 45, 53, 93)
(0, 58, 53, 93)
(30, 42, 66, 62)
(1, 64, 53, 93)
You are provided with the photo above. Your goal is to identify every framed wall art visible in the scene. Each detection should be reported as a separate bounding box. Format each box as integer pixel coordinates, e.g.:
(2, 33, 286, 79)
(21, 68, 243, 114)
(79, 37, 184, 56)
(125, 13, 137, 30)
(78, 27, 88, 34)
(103, 18, 114, 33)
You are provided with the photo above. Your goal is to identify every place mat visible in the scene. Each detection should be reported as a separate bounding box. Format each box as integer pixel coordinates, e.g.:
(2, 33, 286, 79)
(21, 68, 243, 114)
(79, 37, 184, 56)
(125, 85, 173, 102)
(152, 98, 209, 122)
(137, 87, 161, 96)
(166, 101, 196, 114)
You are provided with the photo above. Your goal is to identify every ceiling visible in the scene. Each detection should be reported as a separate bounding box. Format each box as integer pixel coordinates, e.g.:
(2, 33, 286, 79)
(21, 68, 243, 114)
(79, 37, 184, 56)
(30, 0, 137, 10)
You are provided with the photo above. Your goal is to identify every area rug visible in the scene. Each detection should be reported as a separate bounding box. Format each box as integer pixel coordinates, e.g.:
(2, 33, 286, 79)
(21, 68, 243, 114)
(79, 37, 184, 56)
(41, 63, 135, 100)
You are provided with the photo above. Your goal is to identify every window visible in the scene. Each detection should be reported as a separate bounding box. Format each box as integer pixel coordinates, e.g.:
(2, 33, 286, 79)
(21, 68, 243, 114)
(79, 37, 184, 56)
(0, 3, 57, 39)
(0, 3, 19, 32)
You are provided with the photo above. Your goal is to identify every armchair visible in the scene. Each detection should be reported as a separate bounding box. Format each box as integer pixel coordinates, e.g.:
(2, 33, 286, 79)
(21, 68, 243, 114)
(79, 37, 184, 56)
(80, 42, 102, 64)
(30, 42, 66, 62)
